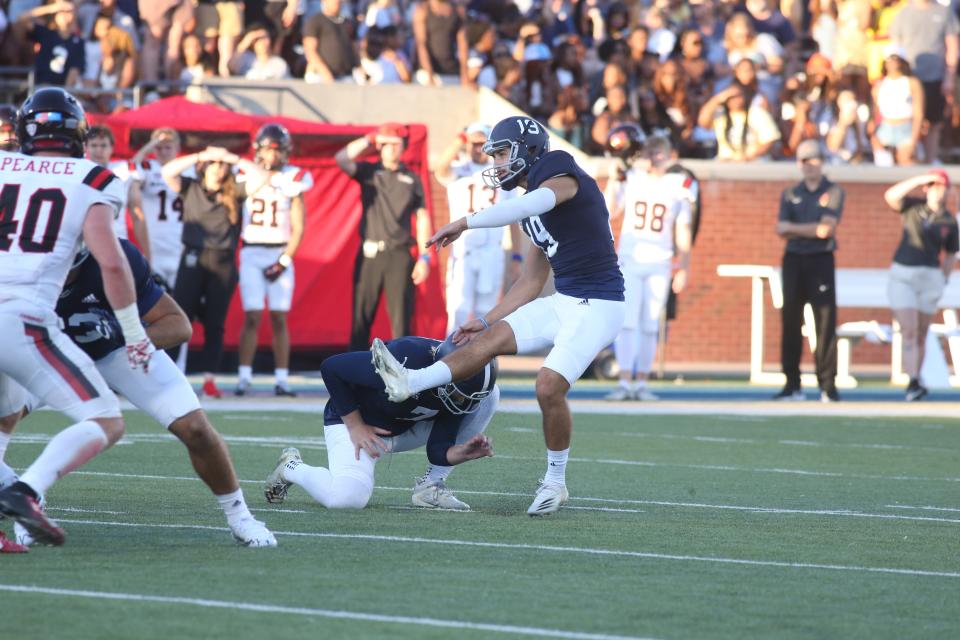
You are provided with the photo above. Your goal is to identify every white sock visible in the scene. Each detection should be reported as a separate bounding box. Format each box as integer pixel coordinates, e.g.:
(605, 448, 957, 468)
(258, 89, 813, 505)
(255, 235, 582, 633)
(19, 420, 108, 496)
(176, 343, 188, 372)
(0, 462, 17, 490)
(423, 464, 452, 483)
(285, 463, 370, 509)
(615, 327, 638, 378)
(275, 368, 289, 387)
(238, 365, 253, 383)
(636, 330, 658, 377)
(633, 379, 647, 391)
(217, 488, 254, 526)
(544, 448, 569, 486)
(408, 361, 452, 395)
(0, 430, 10, 463)
(618, 378, 632, 391)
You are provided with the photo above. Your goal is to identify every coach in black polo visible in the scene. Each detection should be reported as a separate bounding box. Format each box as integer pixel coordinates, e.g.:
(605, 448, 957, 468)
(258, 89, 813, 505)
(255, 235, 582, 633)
(774, 140, 845, 402)
(335, 123, 432, 350)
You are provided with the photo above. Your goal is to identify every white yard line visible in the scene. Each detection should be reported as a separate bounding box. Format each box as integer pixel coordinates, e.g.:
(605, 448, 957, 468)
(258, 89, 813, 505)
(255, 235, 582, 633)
(62, 470, 960, 525)
(619, 432, 953, 453)
(884, 505, 960, 513)
(0, 585, 653, 640)
(43, 519, 960, 579)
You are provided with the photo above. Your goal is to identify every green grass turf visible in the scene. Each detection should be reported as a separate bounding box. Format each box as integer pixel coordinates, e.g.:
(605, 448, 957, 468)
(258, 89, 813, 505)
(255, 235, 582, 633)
(2, 410, 958, 639)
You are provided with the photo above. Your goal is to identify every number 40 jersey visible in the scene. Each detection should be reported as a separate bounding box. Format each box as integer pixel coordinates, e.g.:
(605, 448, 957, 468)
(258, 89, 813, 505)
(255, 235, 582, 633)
(615, 168, 693, 271)
(0, 150, 124, 315)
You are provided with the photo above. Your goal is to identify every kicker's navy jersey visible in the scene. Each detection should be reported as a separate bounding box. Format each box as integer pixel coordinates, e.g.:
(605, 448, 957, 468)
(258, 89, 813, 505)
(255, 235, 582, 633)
(321, 336, 473, 466)
(523, 150, 624, 301)
(58, 240, 165, 361)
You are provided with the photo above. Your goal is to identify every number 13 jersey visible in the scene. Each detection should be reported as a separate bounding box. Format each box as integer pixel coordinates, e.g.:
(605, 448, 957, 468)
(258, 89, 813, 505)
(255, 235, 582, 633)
(616, 168, 692, 270)
(0, 150, 124, 314)
(240, 165, 313, 245)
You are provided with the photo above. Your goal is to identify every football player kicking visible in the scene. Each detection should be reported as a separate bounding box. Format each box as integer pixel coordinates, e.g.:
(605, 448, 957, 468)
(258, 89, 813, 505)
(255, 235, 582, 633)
(235, 124, 311, 397)
(605, 133, 693, 401)
(371, 116, 625, 516)
(0, 239, 277, 548)
(264, 337, 497, 511)
(0, 88, 152, 548)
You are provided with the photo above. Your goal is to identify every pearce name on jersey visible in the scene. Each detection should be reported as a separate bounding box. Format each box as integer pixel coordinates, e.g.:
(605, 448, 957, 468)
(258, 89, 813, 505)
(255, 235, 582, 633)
(521, 150, 624, 301)
(320, 337, 475, 466)
(58, 239, 164, 361)
(0, 155, 80, 176)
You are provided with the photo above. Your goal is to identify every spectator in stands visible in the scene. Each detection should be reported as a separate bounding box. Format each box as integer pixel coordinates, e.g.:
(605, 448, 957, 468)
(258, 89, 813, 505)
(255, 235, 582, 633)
(91, 13, 138, 107)
(833, 0, 871, 84)
(211, 1, 245, 78)
(882, 170, 959, 401)
(16, 0, 86, 88)
(591, 84, 637, 152)
(140, 0, 194, 82)
(721, 12, 784, 105)
(644, 7, 677, 63)
(334, 124, 432, 350)
(870, 45, 924, 166)
(774, 139, 845, 402)
(866, 0, 907, 84)
(179, 32, 217, 99)
(356, 25, 411, 84)
(548, 41, 590, 147)
(651, 59, 696, 153)
(413, 0, 468, 86)
(261, 0, 299, 57)
(523, 47, 556, 124)
(889, 0, 959, 164)
(783, 53, 836, 157)
(825, 85, 869, 163)
(465, 17, 497, 85)
(627, 25, 660, 86)
(361, 0, 405, 36)
(161, 146, 270, 398)
(810, 0, 838, 62)
(77, 0, 138, 48)
(698, 83, 781, 160)
(302, 0, 358, 83)
(745, 0, 797, 49)
(676, 28, 715, 115)
(228, 25, 291, 80)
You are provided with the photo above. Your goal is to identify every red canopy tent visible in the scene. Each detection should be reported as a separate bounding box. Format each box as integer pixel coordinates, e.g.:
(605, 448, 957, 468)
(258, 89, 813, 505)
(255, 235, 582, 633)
(91, 98, 446, 352)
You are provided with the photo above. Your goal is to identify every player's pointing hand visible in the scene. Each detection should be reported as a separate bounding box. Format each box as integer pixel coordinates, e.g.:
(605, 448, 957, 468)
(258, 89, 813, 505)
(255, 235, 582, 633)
(426, 217, 468, 248)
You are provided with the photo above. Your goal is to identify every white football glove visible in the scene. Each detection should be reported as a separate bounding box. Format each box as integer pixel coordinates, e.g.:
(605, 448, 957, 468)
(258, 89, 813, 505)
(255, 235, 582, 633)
(126, 338, 156, 372)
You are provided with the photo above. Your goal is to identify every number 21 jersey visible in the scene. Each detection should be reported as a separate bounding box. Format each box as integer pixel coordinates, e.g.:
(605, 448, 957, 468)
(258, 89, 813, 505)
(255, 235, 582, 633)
(240, 165, 313, 245)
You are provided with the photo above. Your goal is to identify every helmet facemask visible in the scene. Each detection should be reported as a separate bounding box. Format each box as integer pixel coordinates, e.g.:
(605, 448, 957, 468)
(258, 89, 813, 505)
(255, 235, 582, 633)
(435, 380, 493, 415)
(481, 138, 526, 191)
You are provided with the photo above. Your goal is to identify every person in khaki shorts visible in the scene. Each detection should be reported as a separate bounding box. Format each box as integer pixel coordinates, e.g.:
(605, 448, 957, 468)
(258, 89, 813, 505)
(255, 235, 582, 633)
(883, 170, 959, 401)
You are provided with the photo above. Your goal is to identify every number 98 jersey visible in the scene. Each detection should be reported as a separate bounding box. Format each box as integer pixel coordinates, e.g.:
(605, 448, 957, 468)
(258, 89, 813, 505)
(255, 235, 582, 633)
(240, 165, 313, 245)
(0, 150, 125, 315)
(615, 168, 693, 270)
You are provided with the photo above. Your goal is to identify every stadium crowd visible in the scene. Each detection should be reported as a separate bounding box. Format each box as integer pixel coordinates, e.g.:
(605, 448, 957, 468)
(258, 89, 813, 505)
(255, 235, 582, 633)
(0, 0, 957, 163)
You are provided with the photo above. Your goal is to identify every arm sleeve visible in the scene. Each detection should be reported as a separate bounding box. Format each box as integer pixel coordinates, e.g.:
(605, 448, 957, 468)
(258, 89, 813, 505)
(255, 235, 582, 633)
(425, 414, 461, 466)
(466, 187, 556, 229)
(319, 351, 386, 418)
(121, 241, 165, 315)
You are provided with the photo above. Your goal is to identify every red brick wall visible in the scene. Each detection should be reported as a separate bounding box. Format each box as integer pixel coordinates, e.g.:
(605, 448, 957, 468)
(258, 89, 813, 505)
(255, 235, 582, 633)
(429, 173, 913, 368)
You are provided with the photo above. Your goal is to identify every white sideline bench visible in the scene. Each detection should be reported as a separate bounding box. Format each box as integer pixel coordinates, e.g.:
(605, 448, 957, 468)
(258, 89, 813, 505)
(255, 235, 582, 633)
(717, 265, 960, 388)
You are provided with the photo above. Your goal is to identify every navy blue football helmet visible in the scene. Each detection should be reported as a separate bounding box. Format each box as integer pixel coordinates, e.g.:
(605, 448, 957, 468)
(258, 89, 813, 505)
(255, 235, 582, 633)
(16, 88, 88, 158)
(481, 116, 550, 191)
(433, 337, 498, 415)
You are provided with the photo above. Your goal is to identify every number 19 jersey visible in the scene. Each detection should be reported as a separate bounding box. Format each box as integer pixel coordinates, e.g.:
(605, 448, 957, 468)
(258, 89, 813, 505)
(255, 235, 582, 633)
(616, 168, 692, 270)
(0, 150, 125, 315)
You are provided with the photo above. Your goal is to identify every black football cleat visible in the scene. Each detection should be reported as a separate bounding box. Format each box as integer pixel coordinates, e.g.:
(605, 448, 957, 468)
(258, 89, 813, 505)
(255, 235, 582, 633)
(275, 385, 297, 398)
(0, 486, 65, 546)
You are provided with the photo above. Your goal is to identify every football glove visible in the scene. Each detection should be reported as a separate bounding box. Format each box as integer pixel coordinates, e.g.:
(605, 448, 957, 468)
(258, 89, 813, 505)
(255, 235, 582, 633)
(263, 262, 287, 282)
(126, 338, 156, 372)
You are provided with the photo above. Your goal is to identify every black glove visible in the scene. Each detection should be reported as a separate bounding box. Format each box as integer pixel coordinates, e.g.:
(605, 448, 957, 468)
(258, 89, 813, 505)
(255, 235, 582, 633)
(263, 262, 287, 282)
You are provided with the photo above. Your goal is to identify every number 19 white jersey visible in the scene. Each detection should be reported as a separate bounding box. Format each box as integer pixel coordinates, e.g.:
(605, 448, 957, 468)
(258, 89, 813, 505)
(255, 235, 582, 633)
(240, 165, 313, 245)
(444, 161, 513, 259)
(0, 151, 125, 314)
(615, 168, 693, 270)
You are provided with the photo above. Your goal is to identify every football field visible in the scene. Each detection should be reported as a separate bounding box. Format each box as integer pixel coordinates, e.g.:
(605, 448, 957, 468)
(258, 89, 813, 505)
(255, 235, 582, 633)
(2, 401, 958, 639)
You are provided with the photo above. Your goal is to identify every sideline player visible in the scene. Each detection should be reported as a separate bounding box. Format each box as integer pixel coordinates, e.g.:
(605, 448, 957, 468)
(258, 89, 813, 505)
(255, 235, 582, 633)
(235, 124, 310, 397)
(126, 127, 190, 287)
(83, 125, 144, 243)
(265, 336, 497, 511)
(0, 87, 153, 546)
(371, 116, 625, 515)
(1, 240, 277, 548)
(606, 135, 692, 401)
(435, 122, 523, 335)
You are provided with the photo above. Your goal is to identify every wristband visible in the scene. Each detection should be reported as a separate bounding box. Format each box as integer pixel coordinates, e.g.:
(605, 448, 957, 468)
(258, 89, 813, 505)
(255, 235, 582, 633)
(511, 252, 523, 262)
(115, 303, 147, 343)
(478, 316, 490, 329)
(418, 254, 431, 265)
(278, 254, 292, 268)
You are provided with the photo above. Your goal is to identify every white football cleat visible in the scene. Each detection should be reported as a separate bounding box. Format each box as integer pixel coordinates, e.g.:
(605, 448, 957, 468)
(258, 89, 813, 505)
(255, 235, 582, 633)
(370, 338, 413, 402)
(633, 388, 660, 401)
(14, 521, 34, 547)
(264, 447, 302, 504)
(604, 388, 633, 402)
(412, 477, 470, 510)
(527, 480, 570, 516)
(231, 517, 277, 548)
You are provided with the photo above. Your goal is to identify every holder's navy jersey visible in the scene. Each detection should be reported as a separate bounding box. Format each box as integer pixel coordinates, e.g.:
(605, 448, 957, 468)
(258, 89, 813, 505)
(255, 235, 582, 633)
(57, 240, 165, 361)
(523, 151, 624, 301)
(320, 337, 473, 465)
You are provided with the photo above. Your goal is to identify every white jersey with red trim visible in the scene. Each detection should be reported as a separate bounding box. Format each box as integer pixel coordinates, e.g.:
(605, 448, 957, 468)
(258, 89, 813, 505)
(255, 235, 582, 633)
(444, 160, 513, 259)
(615, 168, 693, 269)
(106, 159, 133, 239)
(0, 150, 125, 315)
(129, 158, 193, 270)
(240, 165, 313, 245)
